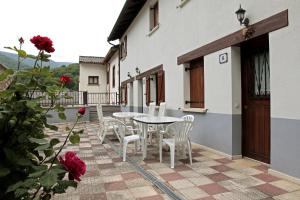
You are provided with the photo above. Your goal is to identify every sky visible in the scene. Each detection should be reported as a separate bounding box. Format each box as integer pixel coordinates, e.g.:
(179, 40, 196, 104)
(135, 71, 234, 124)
(0, 0, 124, 63)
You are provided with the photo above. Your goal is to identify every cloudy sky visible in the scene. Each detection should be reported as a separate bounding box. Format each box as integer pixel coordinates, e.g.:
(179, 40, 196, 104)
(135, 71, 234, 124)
(0, 0, 124, 62)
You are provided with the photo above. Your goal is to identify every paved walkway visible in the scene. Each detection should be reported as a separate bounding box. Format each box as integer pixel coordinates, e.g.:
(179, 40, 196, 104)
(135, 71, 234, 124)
(48, 122, 300, 200)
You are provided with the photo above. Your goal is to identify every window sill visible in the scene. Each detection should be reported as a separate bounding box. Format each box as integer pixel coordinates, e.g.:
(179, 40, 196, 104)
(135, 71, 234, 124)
(181, 108, 208, 113)
(88, 84, 99, 86)
(147, 24, 160, 37)
(176, 0, 190, 8)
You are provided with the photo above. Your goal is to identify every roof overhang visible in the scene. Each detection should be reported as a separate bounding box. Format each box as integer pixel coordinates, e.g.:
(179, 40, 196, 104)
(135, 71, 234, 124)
(103, 45, 119, 64)
(107, 0, 146, 41)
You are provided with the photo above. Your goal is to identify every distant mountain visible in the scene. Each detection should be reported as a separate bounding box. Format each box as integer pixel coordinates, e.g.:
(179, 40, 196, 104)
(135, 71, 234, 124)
(0, 51, 72, 69)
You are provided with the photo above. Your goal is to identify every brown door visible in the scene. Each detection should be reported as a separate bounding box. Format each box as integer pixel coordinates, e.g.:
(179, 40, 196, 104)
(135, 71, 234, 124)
(241, 35, 270, 164)
(157, 70, 165, 105)
(190, 58, 204, 108)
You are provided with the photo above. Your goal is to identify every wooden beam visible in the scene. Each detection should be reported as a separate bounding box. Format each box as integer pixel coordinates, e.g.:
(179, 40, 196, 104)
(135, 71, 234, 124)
(136, 64, 163, 80)
(177, 10, 288, 65)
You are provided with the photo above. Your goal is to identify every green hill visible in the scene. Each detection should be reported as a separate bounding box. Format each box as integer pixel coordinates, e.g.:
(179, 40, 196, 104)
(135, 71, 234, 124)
(0, 51, 72, 70)
(52, 63, 79, 91)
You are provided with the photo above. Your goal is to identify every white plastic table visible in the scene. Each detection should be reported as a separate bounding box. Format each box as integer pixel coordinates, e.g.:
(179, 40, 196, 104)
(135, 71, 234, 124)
(112, 112, 146, 121)
(133, 116, 183, 159)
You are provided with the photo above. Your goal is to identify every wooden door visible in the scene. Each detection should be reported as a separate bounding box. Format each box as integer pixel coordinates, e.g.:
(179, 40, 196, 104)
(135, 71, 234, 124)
(157, 70, 165, 105)
(190, 58, 204, 108)
(242, 35, 270, 164)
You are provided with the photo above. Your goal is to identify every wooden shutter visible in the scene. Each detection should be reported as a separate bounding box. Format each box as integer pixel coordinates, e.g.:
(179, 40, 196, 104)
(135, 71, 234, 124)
(146, 77, 151, 106)
(190, 59, 204, 108)
(124, 85, 127, 104)
(121, 85, 127, 104)
(157, 70, 165, 105)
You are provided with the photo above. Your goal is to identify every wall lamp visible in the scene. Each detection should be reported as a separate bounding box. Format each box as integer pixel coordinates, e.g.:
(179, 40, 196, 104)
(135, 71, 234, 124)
(235, 4, 254, 40)
(235, 4, 249, 27)
(127, 72, 132, 78)
(135, 67, 141, 74)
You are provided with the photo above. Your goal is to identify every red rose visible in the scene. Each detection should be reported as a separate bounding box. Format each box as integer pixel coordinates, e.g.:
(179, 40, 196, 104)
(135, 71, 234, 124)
(19, 37, 24, 44)
(78, 107, 85, 115)
(59, 75, 71, 85)
(30, 35, 55, 53)
(59, 151, 86, 181)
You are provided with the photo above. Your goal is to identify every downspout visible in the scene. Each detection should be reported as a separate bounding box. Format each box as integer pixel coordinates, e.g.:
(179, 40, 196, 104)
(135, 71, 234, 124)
(107, 40, 121, 105)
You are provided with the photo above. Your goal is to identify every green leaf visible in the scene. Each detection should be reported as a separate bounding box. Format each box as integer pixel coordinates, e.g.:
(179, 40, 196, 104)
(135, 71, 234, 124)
(45, 123, 58, 131)
(40, 171, 58, 187)
(0, 166, 10, 177)
(29, 137, 48, 145)
(26, 101, 37, 109)
(65, 126, 70, 131)
(17, 49, 27, 58)
(44, 149, 54, 157)
(50, 138, 60, 147)
(6, 181, 23, 193)
(28, 170, 47, 178)
(58, 112, 66, 120)
(34, 143, 50, 151)
(69, 134, 80, 144)
(53, 180, 77, 194)
(17, 158, 31, 166)
(15, 188, 27, 198)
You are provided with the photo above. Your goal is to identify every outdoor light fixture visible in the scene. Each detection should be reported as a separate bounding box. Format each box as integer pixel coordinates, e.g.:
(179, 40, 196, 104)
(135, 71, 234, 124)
(235, 4, 249, 27)
(135, 67, 141, 74)
(127, 72, 132, 78)
(235, 4, 254, 40)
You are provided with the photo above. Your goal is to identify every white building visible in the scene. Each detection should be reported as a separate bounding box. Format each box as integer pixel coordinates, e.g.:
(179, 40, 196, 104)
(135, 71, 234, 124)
(79, 56, 107, 93)
(103, 46, 120, 104)
(107, 0, 300, 181)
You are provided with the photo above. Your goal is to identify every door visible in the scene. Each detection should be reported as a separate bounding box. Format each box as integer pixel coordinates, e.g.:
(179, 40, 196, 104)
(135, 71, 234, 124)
(242, 35, 270, 164)
(190, 58, 204, 108)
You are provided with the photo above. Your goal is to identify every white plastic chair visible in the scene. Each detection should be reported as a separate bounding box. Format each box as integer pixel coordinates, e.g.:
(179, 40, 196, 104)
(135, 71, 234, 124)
(96, 104, 117, 144)
(148, 102, 156, 116)
(148, 102, 166, 144)
(159, 116, 194, 168)
(158, 102, 166, 117)
(113, 119, 142, 161)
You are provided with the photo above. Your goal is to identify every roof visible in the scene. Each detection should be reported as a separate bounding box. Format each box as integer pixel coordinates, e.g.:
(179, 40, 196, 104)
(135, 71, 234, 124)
(107, 0, 147, 41)
(103, 45, 119, 64)
(0, 63, 7, 71)
(79, 56, 105, 64)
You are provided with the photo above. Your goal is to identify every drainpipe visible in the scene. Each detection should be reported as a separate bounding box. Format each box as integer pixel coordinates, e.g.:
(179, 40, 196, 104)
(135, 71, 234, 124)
(107, 40, 121, 105)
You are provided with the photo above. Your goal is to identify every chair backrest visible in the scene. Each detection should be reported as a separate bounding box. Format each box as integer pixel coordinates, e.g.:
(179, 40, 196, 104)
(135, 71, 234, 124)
(166, 120, 193, 144)
(158, 102, 166, 117)
(111, 119, 127, 142)
(96, 104, 104, 122)
(148, 102, 156, 116)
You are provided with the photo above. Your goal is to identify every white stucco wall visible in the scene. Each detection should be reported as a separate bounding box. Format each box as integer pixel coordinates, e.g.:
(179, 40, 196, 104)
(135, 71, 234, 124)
(108, 52, 120, 104)
(118, 0, 300, 120)
(79, 63, 107, 93)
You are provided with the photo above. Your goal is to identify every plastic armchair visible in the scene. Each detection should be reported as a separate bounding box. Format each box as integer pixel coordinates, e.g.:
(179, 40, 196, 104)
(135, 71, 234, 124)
(159, 119, 193, 168)
(96, 104, 117, 144)
(113, 119, 143, 161)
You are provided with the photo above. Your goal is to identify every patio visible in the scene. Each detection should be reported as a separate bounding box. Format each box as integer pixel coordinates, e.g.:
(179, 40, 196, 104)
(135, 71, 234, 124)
(49, 122, 300, 200)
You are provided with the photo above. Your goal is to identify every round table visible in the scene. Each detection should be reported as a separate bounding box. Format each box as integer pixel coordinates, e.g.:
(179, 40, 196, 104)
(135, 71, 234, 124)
(133, 116, 183, 159)
(112, 112, 146, 119)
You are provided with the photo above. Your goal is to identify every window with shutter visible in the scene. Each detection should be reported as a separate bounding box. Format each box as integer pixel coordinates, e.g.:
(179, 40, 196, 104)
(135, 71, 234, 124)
(189, 58, 204, 108)
(157, 70, 165, 104)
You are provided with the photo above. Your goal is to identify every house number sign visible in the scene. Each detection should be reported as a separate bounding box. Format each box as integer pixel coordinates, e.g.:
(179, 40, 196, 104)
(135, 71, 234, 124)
(219, 53, 228, 64)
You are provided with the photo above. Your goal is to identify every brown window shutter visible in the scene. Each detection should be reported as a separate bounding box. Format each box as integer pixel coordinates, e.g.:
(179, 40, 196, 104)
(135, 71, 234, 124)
(124, 85, 127, 105)
(146, 77, 151, 106)
(157, 70, 165, 105)
(190, 59, 204, 108)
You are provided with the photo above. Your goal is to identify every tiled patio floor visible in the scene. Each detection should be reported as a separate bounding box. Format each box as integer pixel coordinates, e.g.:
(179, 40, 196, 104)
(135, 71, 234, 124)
(48, 122, 300, 200)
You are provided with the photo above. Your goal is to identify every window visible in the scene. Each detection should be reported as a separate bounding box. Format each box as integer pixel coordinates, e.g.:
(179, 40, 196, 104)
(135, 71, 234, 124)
(150, 1, 159, 31)
(188, 58, 204, 108)
(112, 66, 115, 88)
(106, 69, 109, 84)
(88, 76, 99, 85)
(121, 85, 127, 104)
(145, 70, 165, 106)
(120, 36, 127, 59)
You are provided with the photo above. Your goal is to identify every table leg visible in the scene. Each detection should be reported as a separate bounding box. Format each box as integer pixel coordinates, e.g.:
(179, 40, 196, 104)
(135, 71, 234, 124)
(142, 123, 148, 160)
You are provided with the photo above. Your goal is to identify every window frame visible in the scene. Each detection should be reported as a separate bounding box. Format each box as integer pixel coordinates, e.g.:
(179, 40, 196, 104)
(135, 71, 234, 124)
(112, 65, 116, 88)
(88, 76, 99, 85)
(149, 1, 159, 31)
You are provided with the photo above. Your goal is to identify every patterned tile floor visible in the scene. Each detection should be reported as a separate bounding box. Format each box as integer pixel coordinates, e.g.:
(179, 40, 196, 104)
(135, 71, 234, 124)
(47, 122, 300, 200)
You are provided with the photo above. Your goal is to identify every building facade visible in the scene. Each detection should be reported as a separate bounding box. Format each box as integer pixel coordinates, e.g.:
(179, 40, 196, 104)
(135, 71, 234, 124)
(107, 0, 300, 180)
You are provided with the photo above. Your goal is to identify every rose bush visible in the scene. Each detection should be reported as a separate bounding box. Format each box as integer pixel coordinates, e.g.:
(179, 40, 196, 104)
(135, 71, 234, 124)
(0, 36, 85, 200)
